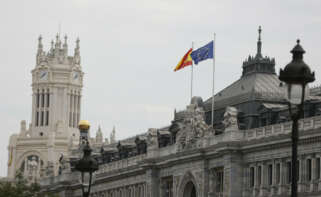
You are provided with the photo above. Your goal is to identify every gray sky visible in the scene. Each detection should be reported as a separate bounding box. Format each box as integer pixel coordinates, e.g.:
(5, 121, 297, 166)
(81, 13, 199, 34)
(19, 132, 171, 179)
(0, 0, 321, 177)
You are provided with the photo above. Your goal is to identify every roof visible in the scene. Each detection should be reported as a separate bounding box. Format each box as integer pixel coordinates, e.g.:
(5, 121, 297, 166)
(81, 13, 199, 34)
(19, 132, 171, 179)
(205, 73, 286, 111)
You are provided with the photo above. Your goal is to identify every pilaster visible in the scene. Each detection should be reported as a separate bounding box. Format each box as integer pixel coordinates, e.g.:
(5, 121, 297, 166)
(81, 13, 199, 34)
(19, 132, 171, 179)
(223, 152, 243, 197)
(145, 168, 159, 197)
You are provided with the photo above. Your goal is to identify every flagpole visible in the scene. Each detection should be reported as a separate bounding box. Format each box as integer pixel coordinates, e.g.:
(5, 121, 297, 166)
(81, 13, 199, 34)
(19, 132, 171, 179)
(211, 33, 216, 127)
(191, 42, 194, 100)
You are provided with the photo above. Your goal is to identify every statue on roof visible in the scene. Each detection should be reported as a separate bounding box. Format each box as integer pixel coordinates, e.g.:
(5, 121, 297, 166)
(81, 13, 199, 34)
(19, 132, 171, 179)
(146, 128, 158, 149)
(222, 106, 239, 131)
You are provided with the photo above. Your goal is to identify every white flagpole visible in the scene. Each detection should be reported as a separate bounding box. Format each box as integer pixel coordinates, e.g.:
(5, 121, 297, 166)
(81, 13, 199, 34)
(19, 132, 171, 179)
(211, 34, 216, 127)
(191, 42, 194, 101)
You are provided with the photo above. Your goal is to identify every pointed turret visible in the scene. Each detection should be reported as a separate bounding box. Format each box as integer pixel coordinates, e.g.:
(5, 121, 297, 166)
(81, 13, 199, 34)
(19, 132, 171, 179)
(256, 26, 262, 59)
(37, 35, 43, 54)
(110, 126, 116, 144)
(63, 35, 68, 56)
(36, 35, 44, 65)
(50, 40, 54, 55)
(74, 38, 81, 65)
(96, 125, 103, 144)
(54, 34, 61, 56)
(241, 26, 275, 77)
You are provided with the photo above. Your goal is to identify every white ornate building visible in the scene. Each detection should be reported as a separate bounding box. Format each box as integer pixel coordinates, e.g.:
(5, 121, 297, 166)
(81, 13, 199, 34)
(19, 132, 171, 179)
(7, 34, 85, 181)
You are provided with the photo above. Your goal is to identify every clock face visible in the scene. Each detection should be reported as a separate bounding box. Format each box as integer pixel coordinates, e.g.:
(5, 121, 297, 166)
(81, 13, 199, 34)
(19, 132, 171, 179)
(72, 72, 79, 82)
(39, 70, 48, 80)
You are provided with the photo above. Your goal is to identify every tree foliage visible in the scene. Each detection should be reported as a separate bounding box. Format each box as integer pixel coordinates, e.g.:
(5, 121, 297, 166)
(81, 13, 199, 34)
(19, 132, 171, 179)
(0, 172, 58, 197)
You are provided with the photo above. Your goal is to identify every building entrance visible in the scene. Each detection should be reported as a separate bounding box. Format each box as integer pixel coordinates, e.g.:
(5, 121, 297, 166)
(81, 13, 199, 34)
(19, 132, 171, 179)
(183, 181, 197, 197)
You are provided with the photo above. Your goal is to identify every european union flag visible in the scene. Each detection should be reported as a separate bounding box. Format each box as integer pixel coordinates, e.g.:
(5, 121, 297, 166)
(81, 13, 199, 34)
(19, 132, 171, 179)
(191, 41, 214, 65)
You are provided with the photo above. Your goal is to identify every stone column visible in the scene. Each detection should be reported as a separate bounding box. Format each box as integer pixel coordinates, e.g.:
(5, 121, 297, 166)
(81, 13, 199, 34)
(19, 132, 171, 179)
(73, 94, 77, 127)
(279, 160, 287, 195)
(311, 157, 317, 192)
(271, 161, 277, 195)
(253, 165, 259, 197)
(31, 90, 36, 127)
(70, 91, 74, 127)
(259, 163, 268, 196)
(298, 157, 306, 192)
(317, 156, 321, 191)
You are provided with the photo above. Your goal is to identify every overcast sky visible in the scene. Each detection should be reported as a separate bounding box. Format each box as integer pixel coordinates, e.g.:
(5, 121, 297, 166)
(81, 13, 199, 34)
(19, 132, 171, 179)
(0, 0, 321, 177)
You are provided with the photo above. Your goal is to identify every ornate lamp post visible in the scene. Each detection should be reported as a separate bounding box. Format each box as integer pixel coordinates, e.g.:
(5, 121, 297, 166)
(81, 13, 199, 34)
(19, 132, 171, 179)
(279, 40, 315, 197)
(75, 120, 99, 197)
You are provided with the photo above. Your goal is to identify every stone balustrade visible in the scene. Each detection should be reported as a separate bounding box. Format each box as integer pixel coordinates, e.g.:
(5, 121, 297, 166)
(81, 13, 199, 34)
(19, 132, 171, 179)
(96, 154, 147, 175)
(244, 115, 321, 141)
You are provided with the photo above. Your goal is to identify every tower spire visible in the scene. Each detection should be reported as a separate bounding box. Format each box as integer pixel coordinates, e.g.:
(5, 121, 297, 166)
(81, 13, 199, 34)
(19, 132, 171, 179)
(256, 26, 262, 58)
(63, 35, 68, 56)
(74, 38, 81, 65)
(37, 35, 43, 53)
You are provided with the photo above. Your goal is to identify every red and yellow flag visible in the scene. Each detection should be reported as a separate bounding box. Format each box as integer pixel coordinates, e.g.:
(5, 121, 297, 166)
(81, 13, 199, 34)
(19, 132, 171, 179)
(174, 48, 193, 71)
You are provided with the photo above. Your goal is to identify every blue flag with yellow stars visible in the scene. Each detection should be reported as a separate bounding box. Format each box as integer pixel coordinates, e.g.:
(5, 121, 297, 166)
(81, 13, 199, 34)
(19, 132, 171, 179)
(191, 41, 214, 65)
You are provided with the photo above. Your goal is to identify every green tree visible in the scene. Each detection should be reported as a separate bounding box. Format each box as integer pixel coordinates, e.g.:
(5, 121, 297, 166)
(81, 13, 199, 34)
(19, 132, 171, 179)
(0, 172, 58, 197)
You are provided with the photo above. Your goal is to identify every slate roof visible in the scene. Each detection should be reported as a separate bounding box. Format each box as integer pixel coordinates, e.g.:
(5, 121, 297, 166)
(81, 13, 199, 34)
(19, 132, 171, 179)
(204, 73, 287, 111)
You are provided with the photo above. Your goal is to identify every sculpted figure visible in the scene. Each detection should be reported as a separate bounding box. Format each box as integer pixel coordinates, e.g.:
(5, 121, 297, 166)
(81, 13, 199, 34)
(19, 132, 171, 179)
(58, 153, 69, 174)
(222, 106, 239, 131)
(27, 156, 39, 182)
(147, 128, 158, 148)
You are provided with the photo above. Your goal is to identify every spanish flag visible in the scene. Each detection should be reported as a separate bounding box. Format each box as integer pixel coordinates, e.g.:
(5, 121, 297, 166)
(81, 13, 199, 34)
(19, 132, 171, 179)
(174, 48, 193, 71)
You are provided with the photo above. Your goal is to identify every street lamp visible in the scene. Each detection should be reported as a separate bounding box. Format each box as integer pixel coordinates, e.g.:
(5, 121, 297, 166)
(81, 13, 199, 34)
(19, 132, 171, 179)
(75, 120, 99, 197)
(279, 40, 315, 197)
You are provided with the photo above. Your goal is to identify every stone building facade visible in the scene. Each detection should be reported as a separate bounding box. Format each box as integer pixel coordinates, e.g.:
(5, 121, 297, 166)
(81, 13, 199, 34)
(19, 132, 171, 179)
(9, 28, 321, 197)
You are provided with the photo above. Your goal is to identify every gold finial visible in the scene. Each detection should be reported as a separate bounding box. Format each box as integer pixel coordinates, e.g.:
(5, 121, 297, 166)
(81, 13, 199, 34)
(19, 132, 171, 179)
(78, 120, 90, 130)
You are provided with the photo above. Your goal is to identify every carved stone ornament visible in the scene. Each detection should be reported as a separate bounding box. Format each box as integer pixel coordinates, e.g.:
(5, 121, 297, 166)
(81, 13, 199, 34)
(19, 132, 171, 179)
(222, 106, 239, 131)
(176, 104, 212, 151)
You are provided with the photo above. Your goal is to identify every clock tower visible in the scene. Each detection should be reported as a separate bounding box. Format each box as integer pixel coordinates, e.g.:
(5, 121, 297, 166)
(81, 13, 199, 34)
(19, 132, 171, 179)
(7, 34, 84, 181)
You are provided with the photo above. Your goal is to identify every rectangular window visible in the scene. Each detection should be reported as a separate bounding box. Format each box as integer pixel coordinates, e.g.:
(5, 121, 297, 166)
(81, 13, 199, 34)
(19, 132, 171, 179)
(215, 167, 224, 193)
(36, 93, 40, 108)
(45, 111, 49, 126)
(35, 112, 39, 126)
(307, 159, 312, 181)
(317, 158, 320, 179)
(287, 162, 292, 184)
(77, 113, 80, 127)
(268, 164, 273, 185)
(250, 167, 255, 187)
(41, 93, 44, 107)
(162, 177, 173, 197)
(73, 112, 76, 128)
(74, 95, 77, 112)
(276, 163, 280, 184)
(40, 111, 44, 126)
(46, 93, 50, 107)
(296, 160, 300, 181)
(69, 112, 72, 127)
(258, 166, 262, 186)
(77, 95, 80, 109)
